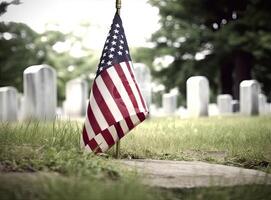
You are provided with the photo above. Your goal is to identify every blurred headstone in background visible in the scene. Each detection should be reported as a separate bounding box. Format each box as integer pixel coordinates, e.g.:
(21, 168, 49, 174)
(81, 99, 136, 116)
(162, 89, 178, 115)
(208, 103, 219, 117)
(23, 64, 57, 121)
(258, 93, 267, 115)
(56, 107, 64, 118)
(178, 106, 189, 119)
(63, 78, 88, 117)
(0, 86, 18, 122)
(217, 94, 233, 115)
(149, 104, 158, 116)
(133, 63, 152, 108)
(17, 93, 25, 121)
(231, 100, 240, 113)
(268, 103, 271, 114)
(187, 76, 209, 118)
(240, 80, 260, 116)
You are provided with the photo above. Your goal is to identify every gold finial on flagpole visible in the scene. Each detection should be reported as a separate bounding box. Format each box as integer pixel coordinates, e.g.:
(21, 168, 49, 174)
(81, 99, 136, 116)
(116, 0, 121, 14)
(115, 0, 121, 159)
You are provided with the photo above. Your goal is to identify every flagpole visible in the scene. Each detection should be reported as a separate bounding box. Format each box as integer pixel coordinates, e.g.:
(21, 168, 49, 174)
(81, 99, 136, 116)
(116, 0, 121, 14)
(115, 0, 121, 159)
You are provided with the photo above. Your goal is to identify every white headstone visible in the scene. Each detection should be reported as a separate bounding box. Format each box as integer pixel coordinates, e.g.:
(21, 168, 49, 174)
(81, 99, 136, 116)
(258, 94, 267, 115)
(133, 63, 152, 108)
(23, 64, 57, 120)
(240, 80, 260, 116)
(178, 106, 189, 119)
(208, 103, 219, 116)
(0, 87, 18, 122)
(187, 76, 209, 117)
(64, 78, 88, 117)
(17, 93, 26, 121)
(268, 103, 271, 114)
(162, 91, 178, 115)
(56, 107, 64, 118)
(217, 94, 233, 115)
(231, 100, 240, 113)
(149, 104, 158, 117)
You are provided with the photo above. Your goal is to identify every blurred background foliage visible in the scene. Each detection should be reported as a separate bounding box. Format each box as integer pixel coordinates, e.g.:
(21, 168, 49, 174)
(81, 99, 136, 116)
(0, 21, 99, 102)
(1, 0, 271, 104)
(149, 0, 271, 103)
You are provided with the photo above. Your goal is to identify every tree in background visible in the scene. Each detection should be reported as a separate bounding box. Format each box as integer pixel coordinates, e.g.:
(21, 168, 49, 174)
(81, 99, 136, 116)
(0, 22, 44, 91)
(0, 0, 21, 15)
(149, 0, 271, 101)
(0, 22, 98, 102)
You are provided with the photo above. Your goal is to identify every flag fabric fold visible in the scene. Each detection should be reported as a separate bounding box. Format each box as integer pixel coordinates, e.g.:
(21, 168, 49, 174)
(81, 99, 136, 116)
(82, 13, 149, 153)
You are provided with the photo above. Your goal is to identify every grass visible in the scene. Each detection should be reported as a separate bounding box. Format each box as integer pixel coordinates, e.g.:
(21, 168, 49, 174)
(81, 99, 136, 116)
(0, 172, 158, 200)
(0, 116, 271, 200)
(120, 116, 271, 172)
(0, 120, 160, 200)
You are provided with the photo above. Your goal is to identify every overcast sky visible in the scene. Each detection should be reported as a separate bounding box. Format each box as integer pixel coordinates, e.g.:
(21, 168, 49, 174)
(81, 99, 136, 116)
(2, 0, 160, 49)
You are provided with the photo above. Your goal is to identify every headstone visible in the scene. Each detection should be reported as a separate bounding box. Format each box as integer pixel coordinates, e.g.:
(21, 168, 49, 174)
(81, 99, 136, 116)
(178, 106, 189, 119)
(149, 104, 157, 116)
(133, 63, 152, 108)
(0, 86, 18, 122)
(56, 107, 64, 118)
(258, 94, 267, 115)
(231, 100, 240, 113)
(23, 64, 57, 120)
(162, 91, 178, 115)
(208, 103, 219, 116)
(64, 78, 88, 117)
(187, 76, 209, 117)
(268, 103, 271, 114)
(17, 93, 26, 121)
(240, 80, 260, 116)
(217, 94, 233, 115)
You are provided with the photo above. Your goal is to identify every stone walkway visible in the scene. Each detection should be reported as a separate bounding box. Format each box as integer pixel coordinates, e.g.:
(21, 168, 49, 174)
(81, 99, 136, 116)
(121, 159, 271, 188)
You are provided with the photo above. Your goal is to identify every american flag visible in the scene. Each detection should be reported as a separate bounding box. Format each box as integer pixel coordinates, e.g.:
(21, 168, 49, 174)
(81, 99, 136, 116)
(82, 12, 149, 153)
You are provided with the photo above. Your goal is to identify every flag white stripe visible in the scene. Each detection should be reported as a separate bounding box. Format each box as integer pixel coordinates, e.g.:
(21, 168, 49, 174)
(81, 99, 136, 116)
(119, 119, 129, 135)
(89, 90, 109, 131)
(84, 115, 96, 140)
(94, 134, 108, 152)
(107, 67, 140, 124)
(84, 145, 93, 153)
(96, 76, 123, 122)
(120, 62, 145, 113)
(108, 125, 119, 142)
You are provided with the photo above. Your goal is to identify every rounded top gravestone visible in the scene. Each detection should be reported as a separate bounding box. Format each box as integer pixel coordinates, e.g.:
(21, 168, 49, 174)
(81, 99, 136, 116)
(23, 64, 57, 121)
(240, 80, 260, 115)
(217, 94, 233, 115)
(186, 76, 209, 118)
(64, 78, 88, 117)
(0, 86, 18, 122)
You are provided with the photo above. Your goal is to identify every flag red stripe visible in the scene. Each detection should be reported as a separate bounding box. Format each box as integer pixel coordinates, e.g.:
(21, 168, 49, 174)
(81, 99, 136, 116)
(87, 103, 101, 134)
(114, 64, 141, 113)
(88, 138, 102, 153)
(126, 61, 147, 111)
(100, 129, 115, 147)
(101, 70, 134, 129)
(114, 63, 146, 122)
(82, 125, 89, 145)
(125, 117, 134, 130)
(93, 81, 116, 125)
(137, 112, 146, 122)
(114, 122, 125, 139)
(101, 70, 129, 117)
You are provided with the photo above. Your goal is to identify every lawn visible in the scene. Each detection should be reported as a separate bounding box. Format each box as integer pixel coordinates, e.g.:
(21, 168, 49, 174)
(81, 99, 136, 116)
(119, 116, 271, 171)
(0, 116, 270, 200)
